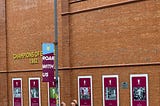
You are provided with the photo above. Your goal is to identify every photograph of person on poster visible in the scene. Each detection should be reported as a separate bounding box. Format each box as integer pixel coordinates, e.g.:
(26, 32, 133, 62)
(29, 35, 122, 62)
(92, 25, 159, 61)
(14, 87, 21, 98)
(80, 87, 91, 99)
(105, 87, 117, 100)
(31, 87, 39, 98)
(133, 87, 146, 101)
(49, 87, 59, 105)
(49, 87, 58, 99)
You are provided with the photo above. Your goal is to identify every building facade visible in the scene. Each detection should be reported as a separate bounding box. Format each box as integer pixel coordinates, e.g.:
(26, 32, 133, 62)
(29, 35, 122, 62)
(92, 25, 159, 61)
(0, 0, 160, 105)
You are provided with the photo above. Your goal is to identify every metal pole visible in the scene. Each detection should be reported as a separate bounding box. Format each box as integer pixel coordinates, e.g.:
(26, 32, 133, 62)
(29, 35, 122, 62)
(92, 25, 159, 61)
(53, 0, 59, 106)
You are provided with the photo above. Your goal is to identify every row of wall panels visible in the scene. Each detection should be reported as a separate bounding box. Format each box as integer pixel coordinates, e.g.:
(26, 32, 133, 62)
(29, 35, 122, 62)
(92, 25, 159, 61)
(6, 71, 158, 106)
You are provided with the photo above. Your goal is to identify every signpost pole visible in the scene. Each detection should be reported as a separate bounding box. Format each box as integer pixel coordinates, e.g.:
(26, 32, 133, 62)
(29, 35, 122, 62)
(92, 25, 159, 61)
(53, 0, 59, 106)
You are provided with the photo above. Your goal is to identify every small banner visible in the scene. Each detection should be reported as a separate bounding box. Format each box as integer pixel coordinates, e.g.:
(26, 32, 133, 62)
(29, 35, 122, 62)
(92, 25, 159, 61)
(42, 43, 55, 82)
(12, 78, 23, 106)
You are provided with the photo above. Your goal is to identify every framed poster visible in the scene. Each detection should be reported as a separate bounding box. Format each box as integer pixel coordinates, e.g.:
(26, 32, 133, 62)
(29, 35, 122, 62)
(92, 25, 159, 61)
(102, 75, 119, 106)
(78, 76, 93, 106)
(12, 78, 23, 106)
(130, 74, 149, 106)
(29, 78, 41, 106)
(48, 77, 60, 106)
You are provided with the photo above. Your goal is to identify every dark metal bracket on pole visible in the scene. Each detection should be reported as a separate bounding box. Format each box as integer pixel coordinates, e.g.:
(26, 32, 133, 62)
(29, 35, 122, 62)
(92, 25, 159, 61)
(53, 0, 59, 106)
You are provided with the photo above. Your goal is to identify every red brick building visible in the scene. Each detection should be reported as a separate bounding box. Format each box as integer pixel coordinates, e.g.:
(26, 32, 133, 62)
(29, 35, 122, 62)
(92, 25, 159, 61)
(0, 0, 160, 105)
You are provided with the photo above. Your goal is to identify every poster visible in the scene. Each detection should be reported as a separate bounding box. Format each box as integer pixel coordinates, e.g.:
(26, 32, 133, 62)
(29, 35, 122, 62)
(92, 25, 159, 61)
(12, 78, 23, 106)
(78, 76, 93, 106)
(130, 74, 148, 106)
(29, 78, 41, 106)
(48, 77, 60, 106)
(102, 75, 119, 106)
(42, 43, 55, 82)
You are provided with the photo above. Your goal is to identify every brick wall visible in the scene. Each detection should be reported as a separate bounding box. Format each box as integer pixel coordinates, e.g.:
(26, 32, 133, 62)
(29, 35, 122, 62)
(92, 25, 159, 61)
(0, 73, 8, 106)
(69, 0, 136, 12)
(0, 0, 8, 106)
(61, 0, 160, 105)
(68, 0, 160, 67)
(2, 0, 160, 106)
(69, 66, 160, 106)
(5, 0, 63, 105)
(0, 0, 7, 71)
(6, 0, 63, 71)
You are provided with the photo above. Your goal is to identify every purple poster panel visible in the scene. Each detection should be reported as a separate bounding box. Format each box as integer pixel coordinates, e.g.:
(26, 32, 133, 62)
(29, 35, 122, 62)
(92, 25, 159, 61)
(130, 74, 148, 106)
(42, 43, 55, 82)
(48, 78, 60, 106)
(103, 75, 119, 106)
(78, 76, 92, 106)
(12, 78, 23, 106)
(29, 78, 41, 106)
